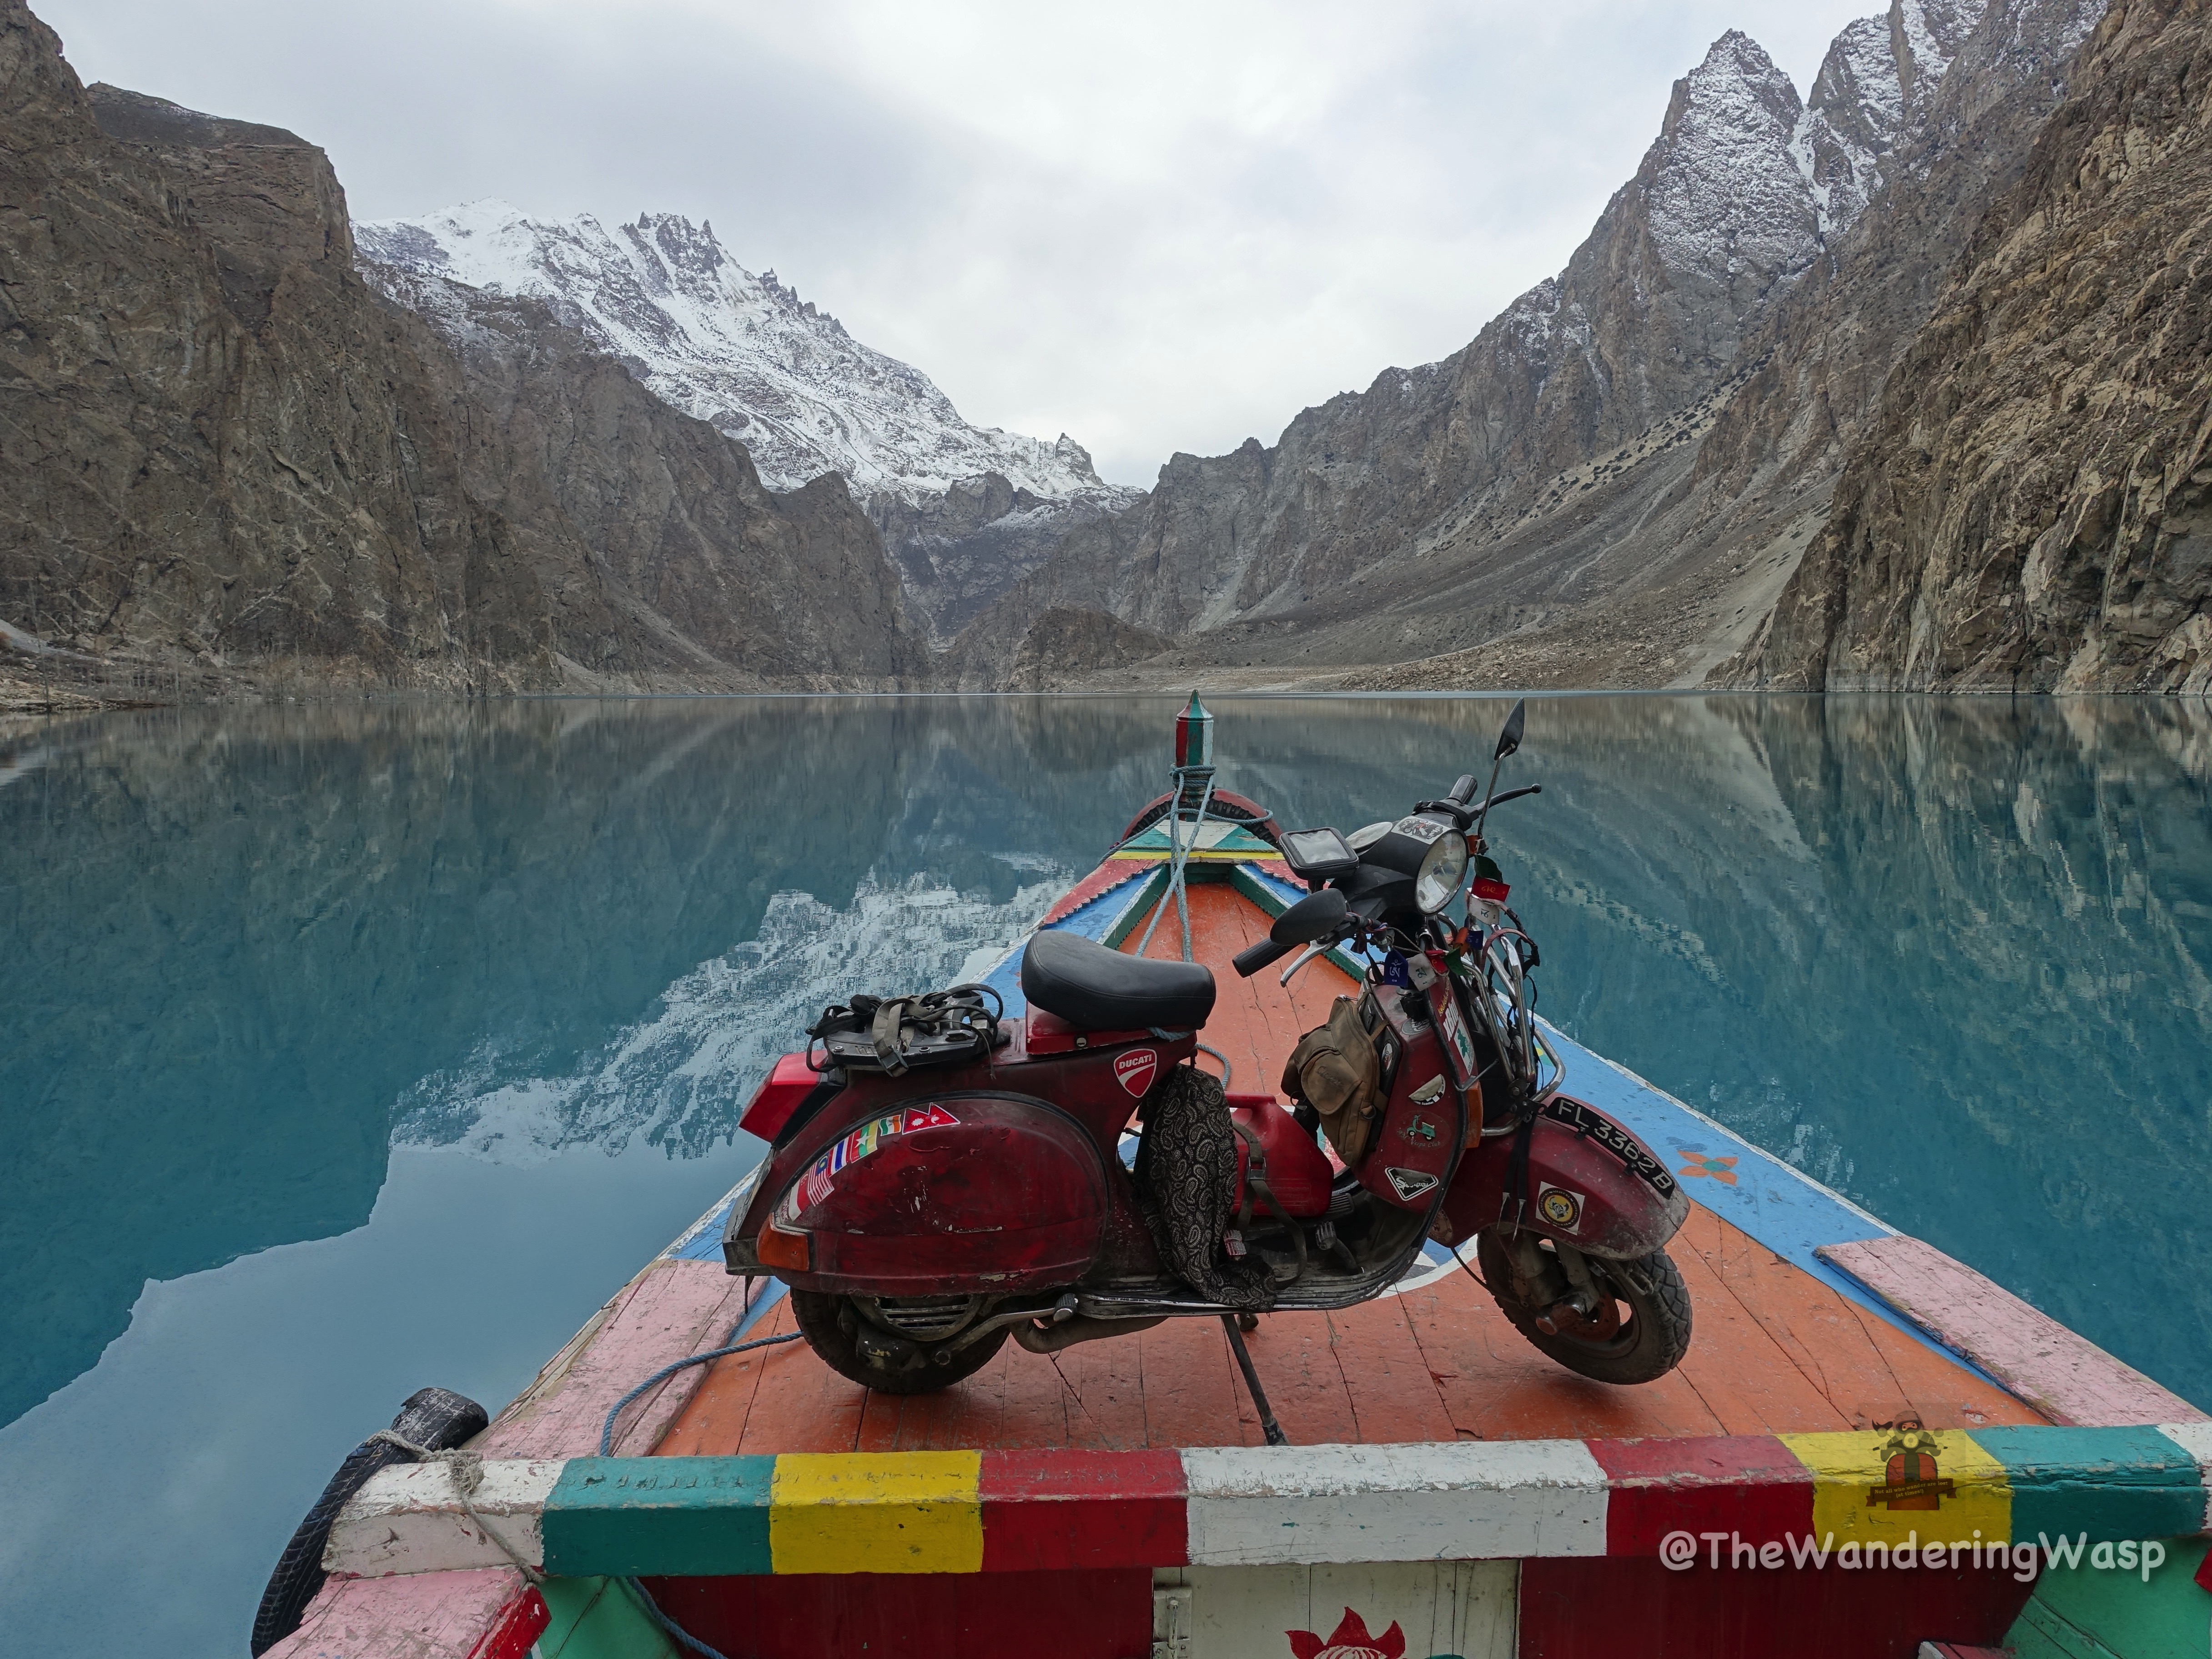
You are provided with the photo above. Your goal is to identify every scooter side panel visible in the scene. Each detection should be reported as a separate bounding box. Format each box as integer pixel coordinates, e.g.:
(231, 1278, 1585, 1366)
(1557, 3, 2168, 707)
(1439, 1098, 1689, 1259)
(782, 1096, 1111, 1295)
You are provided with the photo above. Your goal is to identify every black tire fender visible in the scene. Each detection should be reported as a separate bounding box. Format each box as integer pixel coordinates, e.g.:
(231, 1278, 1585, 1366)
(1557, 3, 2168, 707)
(249, 1387, 489, 1655)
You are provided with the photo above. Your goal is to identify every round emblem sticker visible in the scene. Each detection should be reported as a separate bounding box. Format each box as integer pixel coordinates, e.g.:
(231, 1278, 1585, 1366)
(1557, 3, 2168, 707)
(1538, 1185, 1582, 1230)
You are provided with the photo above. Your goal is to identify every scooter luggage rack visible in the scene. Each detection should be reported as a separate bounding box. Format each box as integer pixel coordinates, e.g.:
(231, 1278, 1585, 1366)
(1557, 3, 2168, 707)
(1133, 762, 1216, 963)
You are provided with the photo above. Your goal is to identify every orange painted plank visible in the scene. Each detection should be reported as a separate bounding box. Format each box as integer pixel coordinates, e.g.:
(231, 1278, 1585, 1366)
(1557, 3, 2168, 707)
(728, 1303, 867, 1455)
(1855, 1303, 2046, 1430)
(1322, 1294, 1463, 1446)
(1237, 1313, 1364, 1446)
(1663, 1228, 1855, 1434)
(1400, 1266, 1729, 1442)
(1819, 1234, 2192, 1427)
(1038, 1329, 1153, 1451)
(1136, 1316, 1257, 1448)
(653, 1296, 793, 1457)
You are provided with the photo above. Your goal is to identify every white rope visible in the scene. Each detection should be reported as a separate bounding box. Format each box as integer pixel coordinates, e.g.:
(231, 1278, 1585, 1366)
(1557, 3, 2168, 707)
(1136, 767, 1216, 962)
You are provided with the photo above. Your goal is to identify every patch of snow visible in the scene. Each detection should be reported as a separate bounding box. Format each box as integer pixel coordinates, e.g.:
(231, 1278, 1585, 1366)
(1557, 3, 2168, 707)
(1791, 15, 1911, 240)
(357, 201, 1112, 506)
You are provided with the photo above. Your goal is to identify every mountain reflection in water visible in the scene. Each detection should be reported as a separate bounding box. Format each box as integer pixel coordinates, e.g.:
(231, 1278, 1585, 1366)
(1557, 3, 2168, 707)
(0, 694, 2206, 1652)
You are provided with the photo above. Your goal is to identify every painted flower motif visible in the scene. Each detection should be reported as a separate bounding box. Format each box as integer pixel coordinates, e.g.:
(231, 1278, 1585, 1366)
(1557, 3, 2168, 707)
(1287, 1607, 1407, 1659)
(1675, 1149, 1739, 1186)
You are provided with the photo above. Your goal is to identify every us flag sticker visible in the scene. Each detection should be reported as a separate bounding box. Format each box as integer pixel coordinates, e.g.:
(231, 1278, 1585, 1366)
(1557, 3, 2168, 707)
(1114, 1049, 1159, 1096)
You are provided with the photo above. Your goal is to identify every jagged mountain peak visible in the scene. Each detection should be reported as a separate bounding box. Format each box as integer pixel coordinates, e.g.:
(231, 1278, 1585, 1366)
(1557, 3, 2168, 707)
(356, 199, 1116, 505)
(1644, 29, 1816, 287)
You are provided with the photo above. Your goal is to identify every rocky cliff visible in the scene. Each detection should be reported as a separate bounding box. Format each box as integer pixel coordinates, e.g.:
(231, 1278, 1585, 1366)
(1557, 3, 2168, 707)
(0, 2, 919, 701)
(949, 0, 2123, 694)
(949, 27, 1873, 686)
(357, 202, 1138, 643)
(1739, 0, 2212, 690)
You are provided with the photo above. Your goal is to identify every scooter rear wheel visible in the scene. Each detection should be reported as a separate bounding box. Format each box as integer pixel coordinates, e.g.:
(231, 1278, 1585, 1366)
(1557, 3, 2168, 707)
(1476, 1235, 1692, 1385)
(790, 1289, 1011, 1394)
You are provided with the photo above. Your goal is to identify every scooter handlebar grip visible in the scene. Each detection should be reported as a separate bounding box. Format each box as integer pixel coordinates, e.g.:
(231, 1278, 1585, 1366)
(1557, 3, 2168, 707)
(1233, 938, 1294, 978)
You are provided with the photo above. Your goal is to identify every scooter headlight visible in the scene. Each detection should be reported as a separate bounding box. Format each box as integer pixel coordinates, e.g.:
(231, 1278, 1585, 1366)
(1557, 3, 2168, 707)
(1414, 830, 1469, 914)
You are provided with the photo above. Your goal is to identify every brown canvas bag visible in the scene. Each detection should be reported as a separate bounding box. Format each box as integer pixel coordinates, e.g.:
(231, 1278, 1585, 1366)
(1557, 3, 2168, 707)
(1280, 995, 1385, 1166)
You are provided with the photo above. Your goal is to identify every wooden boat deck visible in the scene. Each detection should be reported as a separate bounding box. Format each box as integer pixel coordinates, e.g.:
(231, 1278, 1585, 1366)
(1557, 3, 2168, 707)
(659, 878, 2046, 1459)
(659, 1197, 2043, 1457)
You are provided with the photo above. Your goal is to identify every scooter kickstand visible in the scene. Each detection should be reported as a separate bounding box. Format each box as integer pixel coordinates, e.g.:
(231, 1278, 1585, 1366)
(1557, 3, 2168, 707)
(1220, 1314, 1288, 1446)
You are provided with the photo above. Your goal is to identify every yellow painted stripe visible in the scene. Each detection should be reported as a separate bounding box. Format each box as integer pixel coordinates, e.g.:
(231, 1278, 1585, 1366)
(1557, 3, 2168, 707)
(1781, 1429, 2012, 1547)
(1107, 849, 1259, 862)
(768, 1452, 983, 1574)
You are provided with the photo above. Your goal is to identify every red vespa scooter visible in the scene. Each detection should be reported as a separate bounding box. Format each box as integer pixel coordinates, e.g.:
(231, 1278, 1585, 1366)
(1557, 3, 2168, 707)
(723, 701, 1692, 1397)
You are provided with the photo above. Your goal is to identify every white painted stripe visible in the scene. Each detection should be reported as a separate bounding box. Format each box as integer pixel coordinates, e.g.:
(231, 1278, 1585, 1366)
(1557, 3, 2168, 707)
(1180, 1441, 1609, 1566)
(2157, 1422, 2212, 1532)
(326, 1458, 563, 1577)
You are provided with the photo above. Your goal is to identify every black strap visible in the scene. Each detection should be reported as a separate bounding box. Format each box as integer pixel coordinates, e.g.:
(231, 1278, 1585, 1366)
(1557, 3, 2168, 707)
(1501, 1106, 1537, 1236)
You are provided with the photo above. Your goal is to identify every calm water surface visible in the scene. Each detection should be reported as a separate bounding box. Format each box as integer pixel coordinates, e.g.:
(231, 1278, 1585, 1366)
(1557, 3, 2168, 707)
(3, 694, 2208, 1653)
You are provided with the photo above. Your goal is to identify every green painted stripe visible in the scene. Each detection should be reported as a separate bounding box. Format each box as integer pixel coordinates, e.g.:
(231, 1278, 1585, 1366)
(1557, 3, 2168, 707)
(1100, 866, 1170, 948)
(543, 1457, 776, 1578)
(2006, 1536, 2210, 1659)
(1971, 1426, 2211, 1544)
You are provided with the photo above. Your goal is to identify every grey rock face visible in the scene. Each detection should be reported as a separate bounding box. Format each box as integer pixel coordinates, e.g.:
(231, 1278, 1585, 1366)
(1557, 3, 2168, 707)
(357, 201, 1137, 643)
(949, 17, 1963, 686)
(954, 0, 2127, 697)
(0, 0, 918, 694)
(1744, 0, 2212, 692)
(865, 475, 1131, 643)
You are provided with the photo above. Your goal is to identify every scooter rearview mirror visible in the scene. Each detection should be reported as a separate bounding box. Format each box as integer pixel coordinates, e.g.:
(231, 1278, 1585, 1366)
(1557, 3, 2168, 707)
(1494, 698, 1527, 762)
(1269, 888, 1347, 946)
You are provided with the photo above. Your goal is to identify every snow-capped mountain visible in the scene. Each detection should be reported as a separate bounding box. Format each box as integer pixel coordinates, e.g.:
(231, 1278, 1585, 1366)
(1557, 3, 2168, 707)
(355, 201, 1115, 507)
(1647, 1, 1980, 297)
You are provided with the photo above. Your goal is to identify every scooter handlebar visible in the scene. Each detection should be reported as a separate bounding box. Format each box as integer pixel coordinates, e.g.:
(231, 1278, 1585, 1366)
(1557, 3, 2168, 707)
(1232, 937, 1294, 978)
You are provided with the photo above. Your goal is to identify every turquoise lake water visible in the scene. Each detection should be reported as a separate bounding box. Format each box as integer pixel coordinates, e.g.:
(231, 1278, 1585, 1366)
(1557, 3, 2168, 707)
(2, 694, 2207, 1653)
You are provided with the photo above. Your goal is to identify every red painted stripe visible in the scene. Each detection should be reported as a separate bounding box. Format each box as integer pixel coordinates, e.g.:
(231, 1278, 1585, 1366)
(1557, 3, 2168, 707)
(648, 1569, 1154, 1659)
(1038, 864, 1149, 927)
(463, 1587, 550, 1659)
(979, 1449, 1189, 1572)
(1518, 1556, 2034, 1659)
(1587, 1435, 1814, 1554)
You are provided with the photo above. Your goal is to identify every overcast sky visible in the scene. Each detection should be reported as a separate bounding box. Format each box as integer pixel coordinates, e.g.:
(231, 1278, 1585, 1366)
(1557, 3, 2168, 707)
(39, 0, 1880, 486)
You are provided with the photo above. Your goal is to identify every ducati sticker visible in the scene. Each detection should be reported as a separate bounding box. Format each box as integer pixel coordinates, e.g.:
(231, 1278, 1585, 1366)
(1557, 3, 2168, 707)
(1537, 1181, 1585, 1233)
(1385, 1166, 1441, 1202)
(1114, 1048, 1160, 1097)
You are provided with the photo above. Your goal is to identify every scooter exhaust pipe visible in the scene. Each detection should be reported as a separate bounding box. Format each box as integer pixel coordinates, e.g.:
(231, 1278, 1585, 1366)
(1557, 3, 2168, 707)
(1013, 1313, 1166, 1356)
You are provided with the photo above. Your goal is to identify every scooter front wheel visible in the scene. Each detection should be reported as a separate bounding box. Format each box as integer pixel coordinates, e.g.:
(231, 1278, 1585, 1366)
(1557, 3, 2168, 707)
(1475, 1234, 1692, 1385)
(790, 1289, 1010, 1394)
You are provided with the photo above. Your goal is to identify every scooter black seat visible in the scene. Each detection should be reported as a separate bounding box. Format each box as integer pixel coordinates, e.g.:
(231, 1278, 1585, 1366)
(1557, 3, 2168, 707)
(1021, 929, 1216, 1032)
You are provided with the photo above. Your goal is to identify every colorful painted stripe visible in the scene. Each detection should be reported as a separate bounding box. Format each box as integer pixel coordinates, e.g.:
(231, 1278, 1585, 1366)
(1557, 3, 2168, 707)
(326, 1426, 2212, 1581)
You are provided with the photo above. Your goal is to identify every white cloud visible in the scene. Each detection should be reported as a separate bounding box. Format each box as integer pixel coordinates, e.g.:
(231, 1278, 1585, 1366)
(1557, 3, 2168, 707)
(39, 0, 1881, 484)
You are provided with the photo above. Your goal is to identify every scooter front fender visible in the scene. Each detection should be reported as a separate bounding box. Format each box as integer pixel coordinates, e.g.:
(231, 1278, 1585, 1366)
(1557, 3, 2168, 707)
(1438, 1096, 1688, 1259)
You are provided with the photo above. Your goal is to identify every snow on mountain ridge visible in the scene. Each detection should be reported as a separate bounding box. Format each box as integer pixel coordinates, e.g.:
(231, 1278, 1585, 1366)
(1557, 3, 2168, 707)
(356, 200, 1117, 506)
(1646, 31, 1820, 285)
